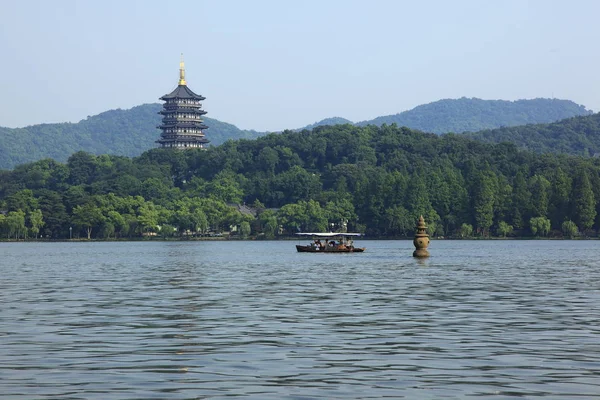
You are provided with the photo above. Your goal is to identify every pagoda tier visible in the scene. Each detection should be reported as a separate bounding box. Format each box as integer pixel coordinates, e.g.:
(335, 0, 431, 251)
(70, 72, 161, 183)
(156, 56, 210, 149)
(158, 104, 206, 115)
(156, 134, 209, 148)
(158, 108, 206, 118)
(158, 123, 209, 131)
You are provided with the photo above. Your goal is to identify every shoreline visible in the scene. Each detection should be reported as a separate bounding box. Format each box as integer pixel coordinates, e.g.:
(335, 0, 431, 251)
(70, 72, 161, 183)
(0, 236, 595, 243)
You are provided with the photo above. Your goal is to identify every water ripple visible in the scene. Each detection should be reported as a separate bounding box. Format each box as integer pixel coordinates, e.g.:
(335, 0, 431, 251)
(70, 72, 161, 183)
(1, 240, 599, 399)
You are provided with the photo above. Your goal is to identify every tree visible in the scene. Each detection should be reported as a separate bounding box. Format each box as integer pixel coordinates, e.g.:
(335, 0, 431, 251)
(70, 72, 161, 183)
(195, 198, 226, 232)
(239, 221, 251, 238)
(473, 170, 497, 236)
(494, 175, 513, 226)
(106, 210, 127, 238)
(277, 200, 327, 233)
(190, 209, 209, 234)
(459, 223, 473, 238)
(405, 173, 440, 234)
(257, 147, 279, 174)
(140, 177, 172, 202)
(109, 174, 143, 197)
(511, 171, 531, 230)
(184, 176, 208, 198)
(99, 221, 115, 239)
(497, 221, 513, 237)
(5, 189, 38, 214)
(549, 168, 571, 229)
(137, 202, 159, 234)
(257, 209, 278, 239)
(571, 169, 596, 232)
(561, 220, 578, 238)
(36, 189, 69, 238)
(426, 220, 438, 236)
(324, 198, 356, 232)
(529, 175, 551, 218)
(5, 210, 25, 239)
(160, 224, 177, 238)
(72, 203, 105, 239)
(0, 214, 5, 237)
(28, 209, 45, 239)
(304, 199, 328, 232)
(270, 166, 322, 206)
(206, 170, 244, 204)
(63, 185, 90, 213)
(384, 205, 412, 236)
(530, 216, 551, 237)
(67, 151, 97, 185)
(264, 216, 279, 239)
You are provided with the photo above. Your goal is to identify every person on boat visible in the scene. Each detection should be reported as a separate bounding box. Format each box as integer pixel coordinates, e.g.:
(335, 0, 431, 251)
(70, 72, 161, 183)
(315, 239, 323, 249)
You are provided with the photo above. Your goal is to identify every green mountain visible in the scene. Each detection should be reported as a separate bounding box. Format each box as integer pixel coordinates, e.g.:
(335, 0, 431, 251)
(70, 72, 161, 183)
(0, 104, 262, 170)
(300, 117, 354, 131)
(355, 98, 592, 133)
(0, 97, 593, 170)
(464, 112, 600, 157)
(297, 98, 592, 134)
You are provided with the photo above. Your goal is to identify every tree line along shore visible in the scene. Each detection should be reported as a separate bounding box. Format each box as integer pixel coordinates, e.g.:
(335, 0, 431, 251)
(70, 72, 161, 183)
(1, 124, 598, 240)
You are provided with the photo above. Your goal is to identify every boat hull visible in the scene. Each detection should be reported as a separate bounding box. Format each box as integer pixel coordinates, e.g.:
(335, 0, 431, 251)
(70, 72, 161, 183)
(296, 245, 365, 253)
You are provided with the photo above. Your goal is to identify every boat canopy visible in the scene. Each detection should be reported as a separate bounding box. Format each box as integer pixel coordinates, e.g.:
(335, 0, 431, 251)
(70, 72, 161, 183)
(295, 232, 362, 237)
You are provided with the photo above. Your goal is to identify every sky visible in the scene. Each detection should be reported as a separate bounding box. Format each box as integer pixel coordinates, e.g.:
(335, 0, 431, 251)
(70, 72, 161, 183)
(1, 0, 599, 131)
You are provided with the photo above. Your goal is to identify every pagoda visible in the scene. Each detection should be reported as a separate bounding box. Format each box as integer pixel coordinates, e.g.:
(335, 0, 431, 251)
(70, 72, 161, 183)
(156, 55, 209, 149)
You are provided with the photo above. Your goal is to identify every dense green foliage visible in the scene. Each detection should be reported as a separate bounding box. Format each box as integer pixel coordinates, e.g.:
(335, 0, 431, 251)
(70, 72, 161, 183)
(2, 124, 600, 240)
(1, 98, 591, 170)
(356, 98, 592, 134)
(466, 113, 600, 157)
(0, 104, 262, 170)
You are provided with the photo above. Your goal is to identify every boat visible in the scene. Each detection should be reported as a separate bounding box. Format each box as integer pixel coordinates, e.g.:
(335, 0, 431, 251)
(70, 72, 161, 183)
(295, 232, 365, 253)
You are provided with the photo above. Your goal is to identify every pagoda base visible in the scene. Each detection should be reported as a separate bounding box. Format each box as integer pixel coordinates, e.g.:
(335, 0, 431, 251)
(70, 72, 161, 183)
(413, 249, 430, 258)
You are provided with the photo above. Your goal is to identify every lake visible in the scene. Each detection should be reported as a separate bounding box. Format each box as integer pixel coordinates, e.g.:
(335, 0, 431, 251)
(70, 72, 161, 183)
(1, 240, 599, 399)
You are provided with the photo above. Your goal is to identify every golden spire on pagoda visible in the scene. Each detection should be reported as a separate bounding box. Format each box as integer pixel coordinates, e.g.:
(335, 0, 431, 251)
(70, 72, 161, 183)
(178, 53, 187, 86)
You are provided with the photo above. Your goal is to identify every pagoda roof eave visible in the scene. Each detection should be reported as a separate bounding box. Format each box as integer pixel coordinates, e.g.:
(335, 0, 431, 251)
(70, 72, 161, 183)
(160, 84, 206, 100)
(157, 137, 210, 144)
(159, 109, 207, 115)
(159, 123, 209, 129)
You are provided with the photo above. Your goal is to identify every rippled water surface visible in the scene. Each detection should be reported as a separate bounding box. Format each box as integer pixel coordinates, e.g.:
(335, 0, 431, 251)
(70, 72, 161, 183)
(1, 240, 599, 399)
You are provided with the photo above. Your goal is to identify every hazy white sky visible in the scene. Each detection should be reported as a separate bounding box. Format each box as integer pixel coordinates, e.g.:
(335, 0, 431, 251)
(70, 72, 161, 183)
(1, 0, 598, 131)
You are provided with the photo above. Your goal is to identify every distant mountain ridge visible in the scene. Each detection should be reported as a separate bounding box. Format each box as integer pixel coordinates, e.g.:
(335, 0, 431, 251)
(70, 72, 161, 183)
(299, 117, 354, 131)
(464, 112, 600, 157)
(0, 97, 593, 170)
(301, 98, 592, 134)
(0, 104, 262, 170)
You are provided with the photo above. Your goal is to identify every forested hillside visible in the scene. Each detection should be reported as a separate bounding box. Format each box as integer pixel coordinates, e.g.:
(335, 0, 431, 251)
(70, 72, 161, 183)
(355, 98, 592, 134)
(300, 117, 354, 131)
(1, 124, 599, 240)
(0, 104, 262, 170)
(465, 113, 600, 157)
(1, 98, 592, 169)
